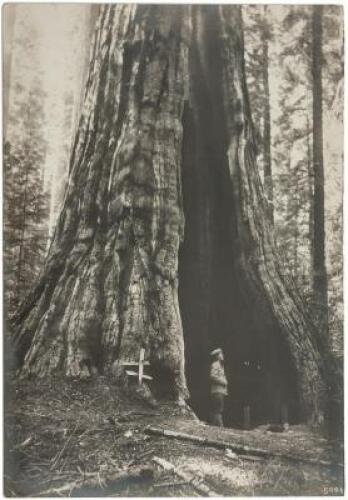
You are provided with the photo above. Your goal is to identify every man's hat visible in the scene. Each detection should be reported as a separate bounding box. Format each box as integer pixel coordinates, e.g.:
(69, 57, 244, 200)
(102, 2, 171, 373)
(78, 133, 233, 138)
(210, 348, 223, 358)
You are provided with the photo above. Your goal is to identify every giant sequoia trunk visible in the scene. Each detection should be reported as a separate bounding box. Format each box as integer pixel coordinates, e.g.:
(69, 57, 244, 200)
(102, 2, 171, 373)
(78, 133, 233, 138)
(14, 5, 337, 426)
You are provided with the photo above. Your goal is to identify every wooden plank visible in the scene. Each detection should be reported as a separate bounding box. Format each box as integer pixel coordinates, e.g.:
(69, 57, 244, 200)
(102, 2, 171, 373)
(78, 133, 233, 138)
(122, 361, 150, 366)
(243, 405, 251, 430)
(123, 349, 152, 385)
(281, 403, 289, 425)
(139, 348, 145, 384)
(125, 370, 152, 380)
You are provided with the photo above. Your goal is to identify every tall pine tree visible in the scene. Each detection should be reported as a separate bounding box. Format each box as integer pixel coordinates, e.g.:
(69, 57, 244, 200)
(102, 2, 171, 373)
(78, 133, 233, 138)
(4, 80, 49, 316)
(311, 5, 328, 336)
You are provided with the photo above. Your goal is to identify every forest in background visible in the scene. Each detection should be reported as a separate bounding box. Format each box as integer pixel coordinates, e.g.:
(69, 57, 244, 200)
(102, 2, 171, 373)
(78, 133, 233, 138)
(3, 4, 343, 359)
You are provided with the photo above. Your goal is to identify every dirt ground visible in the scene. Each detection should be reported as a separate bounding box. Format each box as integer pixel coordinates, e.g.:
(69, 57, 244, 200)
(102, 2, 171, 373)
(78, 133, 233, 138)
(4, 377, 344, 497)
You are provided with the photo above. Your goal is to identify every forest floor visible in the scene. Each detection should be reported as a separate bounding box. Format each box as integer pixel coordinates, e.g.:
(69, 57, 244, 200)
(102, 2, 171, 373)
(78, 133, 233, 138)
(4, 377, 344, 497)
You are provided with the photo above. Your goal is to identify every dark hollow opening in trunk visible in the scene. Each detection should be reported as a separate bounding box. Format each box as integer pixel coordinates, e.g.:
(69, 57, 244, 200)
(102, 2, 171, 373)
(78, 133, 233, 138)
(178, 6, 300, 429)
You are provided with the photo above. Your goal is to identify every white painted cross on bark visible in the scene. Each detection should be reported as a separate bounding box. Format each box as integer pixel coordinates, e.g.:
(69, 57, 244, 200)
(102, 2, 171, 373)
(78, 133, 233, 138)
(122, 348, 153, 385)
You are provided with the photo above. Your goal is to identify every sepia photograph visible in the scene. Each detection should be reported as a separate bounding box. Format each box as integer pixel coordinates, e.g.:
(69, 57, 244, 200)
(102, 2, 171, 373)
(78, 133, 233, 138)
(3, 2, 344, 496)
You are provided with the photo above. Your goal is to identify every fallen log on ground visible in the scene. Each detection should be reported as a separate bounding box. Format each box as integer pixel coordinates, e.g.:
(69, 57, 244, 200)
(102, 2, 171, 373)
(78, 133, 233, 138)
(146, 426, 343, 469)
(153, 456, 217, 497)
(116, 411, 161, 422)
(154, 480, 189, 488)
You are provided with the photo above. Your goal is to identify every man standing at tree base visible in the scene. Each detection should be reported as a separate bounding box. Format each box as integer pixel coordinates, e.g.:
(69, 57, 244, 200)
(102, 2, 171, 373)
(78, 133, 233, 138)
(209, 348, 228, 427)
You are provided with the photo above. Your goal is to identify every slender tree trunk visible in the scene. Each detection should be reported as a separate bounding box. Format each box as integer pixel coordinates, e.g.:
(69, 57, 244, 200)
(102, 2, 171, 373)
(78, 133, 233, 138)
(13, 5, 337, 425)
(16, 145, 30, 303)
(306, 112, 314, 291)
(3, 4, 16, 139)
(261, 6, 273, 224)
(312, 5, 329, 336)
(293, 189, 299, 284)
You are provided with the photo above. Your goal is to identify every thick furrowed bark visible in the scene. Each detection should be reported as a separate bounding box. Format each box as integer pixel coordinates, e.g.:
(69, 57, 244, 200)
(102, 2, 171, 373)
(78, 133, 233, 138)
(13, 5, 337, 422)
(14, 5, 189, 398)
(217, 6, 334, 422)
(179, 5, 335, 424)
